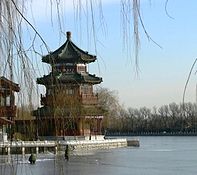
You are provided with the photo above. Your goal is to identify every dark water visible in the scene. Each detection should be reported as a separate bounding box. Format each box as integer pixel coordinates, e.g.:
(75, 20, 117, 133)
(0, 136, 197, 175)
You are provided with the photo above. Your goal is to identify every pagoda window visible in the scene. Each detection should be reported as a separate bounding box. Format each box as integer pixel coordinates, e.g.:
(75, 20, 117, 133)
(77, 64, 86, 73)
(64, 66, 74, 73)
(10, 93, 15, 106)
(62, 66, 66, 72)
(47, 89, 52, 95)
(0, 96, 5, 106)
(66, 89, 74, 95)
(81, 85, 92, 94)
(6, 96, 10, 106)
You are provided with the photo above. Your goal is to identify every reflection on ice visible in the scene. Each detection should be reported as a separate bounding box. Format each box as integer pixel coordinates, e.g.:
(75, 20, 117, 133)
(149, 149, 174, 152)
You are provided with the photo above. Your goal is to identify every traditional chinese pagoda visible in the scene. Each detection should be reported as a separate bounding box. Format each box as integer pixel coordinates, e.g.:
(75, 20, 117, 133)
(0, 77, 20, 140)
(33, 31, 103, 138)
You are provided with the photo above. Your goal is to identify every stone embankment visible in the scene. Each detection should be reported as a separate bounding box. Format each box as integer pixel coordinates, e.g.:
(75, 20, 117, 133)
(0, 136, 139, 155)
(60, 138, 139, 151)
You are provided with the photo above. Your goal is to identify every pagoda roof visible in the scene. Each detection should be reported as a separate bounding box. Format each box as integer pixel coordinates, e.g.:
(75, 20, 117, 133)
(37, 72, 102, 85)
(0, 76, 20, 92)
(42, 31, 96, 64)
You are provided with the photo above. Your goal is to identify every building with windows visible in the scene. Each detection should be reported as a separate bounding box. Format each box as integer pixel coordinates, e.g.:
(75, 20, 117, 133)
(33, 32, 104, 138)
(0, 77, 20, 140)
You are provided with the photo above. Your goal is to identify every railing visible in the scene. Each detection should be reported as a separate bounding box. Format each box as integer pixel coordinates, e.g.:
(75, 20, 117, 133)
(0, 140, 56, 147)
(41, 94, 98, 106)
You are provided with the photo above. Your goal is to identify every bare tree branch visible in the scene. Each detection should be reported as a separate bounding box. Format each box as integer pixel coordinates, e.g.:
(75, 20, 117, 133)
(183, 58, 197, 109)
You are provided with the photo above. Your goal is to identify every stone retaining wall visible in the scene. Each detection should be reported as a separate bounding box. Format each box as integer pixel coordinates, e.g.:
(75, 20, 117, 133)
(0, 138, 140, 155)
(60, 138, 128, 151)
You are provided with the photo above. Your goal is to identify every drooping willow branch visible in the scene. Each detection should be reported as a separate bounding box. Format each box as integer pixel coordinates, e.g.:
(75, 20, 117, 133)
(182, 58, 197, 109)
(10, 0, 50, 52)
(136, 2, 162, 49)
(121, 0, 162, 74)
(165, 0, 174, 20)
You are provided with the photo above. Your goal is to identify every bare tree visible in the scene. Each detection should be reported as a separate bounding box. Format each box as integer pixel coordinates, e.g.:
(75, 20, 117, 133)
(96, 87, 122, 131)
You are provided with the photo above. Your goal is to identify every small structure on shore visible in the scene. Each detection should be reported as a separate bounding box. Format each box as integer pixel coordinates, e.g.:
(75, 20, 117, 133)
(0, 77, 20, 140)
(33, 31, 104, 138)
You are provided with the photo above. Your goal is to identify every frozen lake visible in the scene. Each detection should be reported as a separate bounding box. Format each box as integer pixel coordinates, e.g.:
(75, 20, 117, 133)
(0, 136, 197, 175)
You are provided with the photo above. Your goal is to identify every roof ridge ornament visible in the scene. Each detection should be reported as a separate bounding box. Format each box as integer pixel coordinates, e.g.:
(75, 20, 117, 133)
(66, 31, 71, 40)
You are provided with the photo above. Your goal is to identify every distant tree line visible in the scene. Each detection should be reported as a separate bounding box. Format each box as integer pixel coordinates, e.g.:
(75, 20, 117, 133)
(14, 88, 197, 139)
(97, 88, 197, 135)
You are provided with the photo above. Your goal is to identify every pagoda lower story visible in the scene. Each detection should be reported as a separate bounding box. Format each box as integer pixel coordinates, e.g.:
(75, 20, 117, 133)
(35, 115, 103, 137)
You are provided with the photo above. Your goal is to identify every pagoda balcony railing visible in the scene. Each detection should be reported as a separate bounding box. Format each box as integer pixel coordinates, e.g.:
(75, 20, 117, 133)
(0, 106, 17, 118)
(81, 94, 98, 105)
(41, 94, 98, 106)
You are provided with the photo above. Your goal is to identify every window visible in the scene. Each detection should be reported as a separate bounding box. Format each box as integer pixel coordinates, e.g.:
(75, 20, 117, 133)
(0, 96, 4, 106)
(77, 64, 86, 73)
(6, 96, 10, 106)
(66, 89, 74, 95)
(78, 66, 85, 72)
(65, 66, 74, 73)
(81, 85, 92, 94)
(47, 89, 52, 95)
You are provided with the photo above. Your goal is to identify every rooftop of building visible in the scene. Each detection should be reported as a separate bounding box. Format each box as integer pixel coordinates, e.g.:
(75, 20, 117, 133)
(0, 76, 20, 92)
(42, 31, 96, 64)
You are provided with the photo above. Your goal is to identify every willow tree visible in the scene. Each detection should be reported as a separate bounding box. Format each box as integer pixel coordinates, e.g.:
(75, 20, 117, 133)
(1, 0, 154, 107)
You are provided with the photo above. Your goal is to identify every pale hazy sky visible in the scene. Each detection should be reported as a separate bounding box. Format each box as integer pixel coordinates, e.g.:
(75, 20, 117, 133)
(25, 0, 197, 109)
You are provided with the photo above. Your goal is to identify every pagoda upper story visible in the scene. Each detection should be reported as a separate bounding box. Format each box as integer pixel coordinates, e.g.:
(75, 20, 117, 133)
(37, 31, 102, 86)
